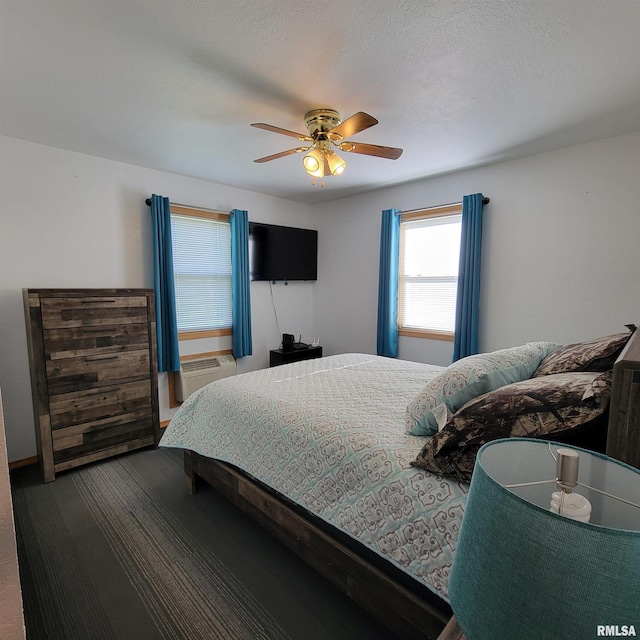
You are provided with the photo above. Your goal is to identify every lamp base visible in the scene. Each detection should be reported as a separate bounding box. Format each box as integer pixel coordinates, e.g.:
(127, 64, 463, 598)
(437, 616, 466, 640)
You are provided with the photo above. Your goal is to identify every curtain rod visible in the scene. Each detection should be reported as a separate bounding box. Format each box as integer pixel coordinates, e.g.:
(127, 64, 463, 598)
(145, 198, 208, 209)
(146, 196, 490, 210)
(401, 196, 490, 215)
(145, 198, 229, 215)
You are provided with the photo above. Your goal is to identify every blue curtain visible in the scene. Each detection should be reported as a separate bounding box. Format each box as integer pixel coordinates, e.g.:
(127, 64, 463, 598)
(453, 193, 485, 361)
(230, 209, 253, 358)
(376, 209, 401, 357)
(150, 194, 180, 372)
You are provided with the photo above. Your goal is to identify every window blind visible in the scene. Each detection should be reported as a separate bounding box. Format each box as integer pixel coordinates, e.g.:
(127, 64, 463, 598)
(399, 214, 462, 333)
(171, 214, 232, 332)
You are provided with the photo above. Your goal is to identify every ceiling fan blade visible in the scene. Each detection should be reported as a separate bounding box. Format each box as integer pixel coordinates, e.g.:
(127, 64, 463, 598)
(339, 141, 403, 160)
(329, 112, 378, 139)
(254, 147, 307, 163)
(251, 122, 311, 141)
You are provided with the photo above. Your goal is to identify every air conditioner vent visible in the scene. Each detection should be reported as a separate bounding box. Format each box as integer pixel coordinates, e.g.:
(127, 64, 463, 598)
(176, 354, 236, 402)
(181, 357, 221, 373)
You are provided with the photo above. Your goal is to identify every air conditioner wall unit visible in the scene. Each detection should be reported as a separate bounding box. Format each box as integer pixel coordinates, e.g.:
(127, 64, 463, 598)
(175, 354, 237, 402)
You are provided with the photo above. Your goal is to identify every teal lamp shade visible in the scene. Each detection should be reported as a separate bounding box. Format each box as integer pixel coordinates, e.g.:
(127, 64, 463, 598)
(449, 438, 640, 640)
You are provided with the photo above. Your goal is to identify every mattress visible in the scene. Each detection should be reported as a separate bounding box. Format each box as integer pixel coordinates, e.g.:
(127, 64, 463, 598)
(160, 353, 469, 601)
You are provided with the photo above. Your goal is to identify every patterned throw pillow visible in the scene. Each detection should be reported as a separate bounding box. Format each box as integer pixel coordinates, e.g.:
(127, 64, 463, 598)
(411, 371, 612, 483)
(405, 342, 559, 436)
(534, 330, 633, 376)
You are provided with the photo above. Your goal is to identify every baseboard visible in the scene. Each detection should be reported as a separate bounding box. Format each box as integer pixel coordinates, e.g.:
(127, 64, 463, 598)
(9, 455, 38, 471)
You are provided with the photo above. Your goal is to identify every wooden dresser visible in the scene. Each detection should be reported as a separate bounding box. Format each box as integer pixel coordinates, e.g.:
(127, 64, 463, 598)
(23, 289, 160, 482)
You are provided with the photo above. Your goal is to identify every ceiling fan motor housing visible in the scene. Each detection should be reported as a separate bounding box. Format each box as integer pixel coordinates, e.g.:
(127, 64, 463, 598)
(304, 109, 342, 139)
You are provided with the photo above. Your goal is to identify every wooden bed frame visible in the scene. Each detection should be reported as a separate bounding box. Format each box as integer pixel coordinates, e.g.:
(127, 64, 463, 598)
(183, 329, 640, 640)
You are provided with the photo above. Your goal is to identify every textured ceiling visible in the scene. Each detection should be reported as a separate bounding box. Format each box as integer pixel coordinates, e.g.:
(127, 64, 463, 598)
(1, 0, 639, 204)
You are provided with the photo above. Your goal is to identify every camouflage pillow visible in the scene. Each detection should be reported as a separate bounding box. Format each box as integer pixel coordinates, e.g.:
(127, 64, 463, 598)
(411, 371, 612, 483)
(405, 341, 559, 436)
(533, 331, 632, 376)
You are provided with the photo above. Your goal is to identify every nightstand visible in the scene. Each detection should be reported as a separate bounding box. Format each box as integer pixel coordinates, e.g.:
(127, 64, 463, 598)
(269, 345, 322, 366)
(437, 617, 466, 640)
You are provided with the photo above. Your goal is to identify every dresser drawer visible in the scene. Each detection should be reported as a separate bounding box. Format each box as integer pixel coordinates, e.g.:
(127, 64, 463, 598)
(43, 323, 151, 359)
(40, 296, 149, 329)
(48, 379, 152, 429)
(45, 349, 150, 395)
(51, 407, 154, 465)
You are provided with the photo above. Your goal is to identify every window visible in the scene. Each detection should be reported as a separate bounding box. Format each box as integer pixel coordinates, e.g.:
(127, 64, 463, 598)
(399, 204, 462, 340)
(170, 207, 232, 338)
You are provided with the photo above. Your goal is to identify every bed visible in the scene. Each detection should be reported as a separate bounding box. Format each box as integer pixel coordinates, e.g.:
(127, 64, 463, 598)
(160, 328, 639, 640)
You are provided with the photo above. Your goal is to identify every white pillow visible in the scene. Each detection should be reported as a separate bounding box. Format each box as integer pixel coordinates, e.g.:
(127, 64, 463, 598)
(405, 342, 559, 436)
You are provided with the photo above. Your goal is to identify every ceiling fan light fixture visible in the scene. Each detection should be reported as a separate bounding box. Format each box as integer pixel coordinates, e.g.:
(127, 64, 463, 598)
(307, 165, 324, 178)
(326, 150, 347, 175)
(252, 108, 402, 182)
(303, 148, 323, 174)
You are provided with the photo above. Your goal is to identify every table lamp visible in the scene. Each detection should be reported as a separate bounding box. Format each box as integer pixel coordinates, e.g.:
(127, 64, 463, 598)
(449, 438, 640, 640)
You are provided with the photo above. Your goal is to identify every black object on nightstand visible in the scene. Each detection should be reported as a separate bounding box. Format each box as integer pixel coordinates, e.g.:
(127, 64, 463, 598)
(270, 345, 322, 367)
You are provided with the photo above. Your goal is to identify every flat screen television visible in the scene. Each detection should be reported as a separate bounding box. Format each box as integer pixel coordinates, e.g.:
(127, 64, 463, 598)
(249, 222, 317, 281)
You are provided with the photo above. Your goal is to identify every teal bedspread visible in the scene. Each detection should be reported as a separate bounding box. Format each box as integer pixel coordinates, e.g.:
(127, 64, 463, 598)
(160, 353, 468, 601)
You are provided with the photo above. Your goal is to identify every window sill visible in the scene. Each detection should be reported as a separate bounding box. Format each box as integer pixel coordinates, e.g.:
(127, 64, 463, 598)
(399, 328, 454, 342)
(178, 328, 232, 340)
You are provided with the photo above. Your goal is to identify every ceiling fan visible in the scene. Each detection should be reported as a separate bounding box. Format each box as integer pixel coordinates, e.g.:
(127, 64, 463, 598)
(251, 109, 403, 183)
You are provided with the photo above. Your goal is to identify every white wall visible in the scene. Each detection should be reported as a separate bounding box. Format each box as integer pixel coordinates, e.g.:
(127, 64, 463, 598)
(0, 136, 315, 461)
(2, 131, 639, 462)
(314, 132, 640, 364)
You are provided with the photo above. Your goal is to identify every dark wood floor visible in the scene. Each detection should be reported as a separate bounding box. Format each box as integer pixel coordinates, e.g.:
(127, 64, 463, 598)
(11, 447, 404, 640)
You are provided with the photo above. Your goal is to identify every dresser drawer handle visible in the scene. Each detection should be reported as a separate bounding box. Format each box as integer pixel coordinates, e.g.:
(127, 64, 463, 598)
(81, 299, 117, 303)
(86, 355, 119, 361)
